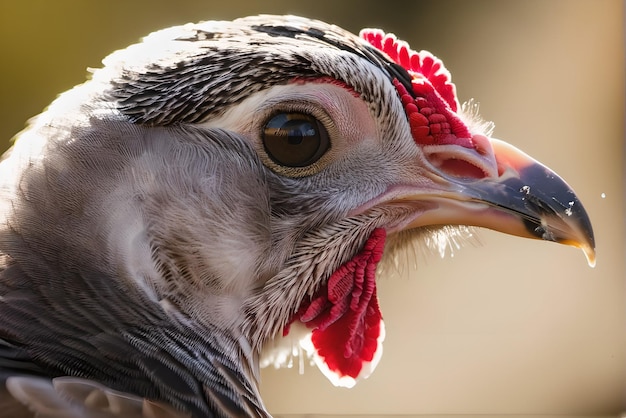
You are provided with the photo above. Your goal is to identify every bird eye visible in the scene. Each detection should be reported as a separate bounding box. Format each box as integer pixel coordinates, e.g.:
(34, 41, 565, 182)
(262, 113, 330, 168)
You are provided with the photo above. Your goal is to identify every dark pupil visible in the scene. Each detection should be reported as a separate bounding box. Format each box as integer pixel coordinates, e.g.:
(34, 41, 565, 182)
(285, 120, 314, 145)
(262, 113, 330, 168)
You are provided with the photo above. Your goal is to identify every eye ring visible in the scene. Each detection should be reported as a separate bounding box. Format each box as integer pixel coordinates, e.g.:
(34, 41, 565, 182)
(262, 112, 331, 168)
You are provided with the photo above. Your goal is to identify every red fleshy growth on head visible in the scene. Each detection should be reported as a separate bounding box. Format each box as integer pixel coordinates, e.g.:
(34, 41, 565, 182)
(360, 29, 473, 148)
(361, 30, 457, 111)
(286, 229, 386, 380)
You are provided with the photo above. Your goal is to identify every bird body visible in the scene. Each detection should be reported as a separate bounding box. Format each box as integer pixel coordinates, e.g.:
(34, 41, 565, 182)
(0, 15, 594, 417)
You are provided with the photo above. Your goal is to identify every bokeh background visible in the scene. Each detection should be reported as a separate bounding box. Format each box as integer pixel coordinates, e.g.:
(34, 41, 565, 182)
(1, 0, 624, 416)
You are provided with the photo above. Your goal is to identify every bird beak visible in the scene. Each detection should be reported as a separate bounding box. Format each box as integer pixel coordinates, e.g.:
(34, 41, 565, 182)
(395, 137, 596, 266)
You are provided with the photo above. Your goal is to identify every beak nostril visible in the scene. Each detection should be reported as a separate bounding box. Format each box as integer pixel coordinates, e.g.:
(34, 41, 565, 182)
(438, 158, 487, 179)
(423, 140, 498, 180)
(427, 153, 487, 179)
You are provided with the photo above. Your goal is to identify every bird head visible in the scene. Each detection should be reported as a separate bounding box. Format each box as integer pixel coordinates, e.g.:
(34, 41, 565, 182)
(0, 14, 594, 416)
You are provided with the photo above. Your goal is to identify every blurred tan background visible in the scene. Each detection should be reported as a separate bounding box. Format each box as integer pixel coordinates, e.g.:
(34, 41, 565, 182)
(1, 0, 624, 416)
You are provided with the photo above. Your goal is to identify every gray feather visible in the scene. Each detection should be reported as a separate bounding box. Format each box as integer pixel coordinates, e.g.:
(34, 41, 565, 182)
(0, 14, 422, 417)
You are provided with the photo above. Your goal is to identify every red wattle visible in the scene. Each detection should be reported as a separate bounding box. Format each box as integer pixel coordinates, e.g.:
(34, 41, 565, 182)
(286, 228, 386, 381)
